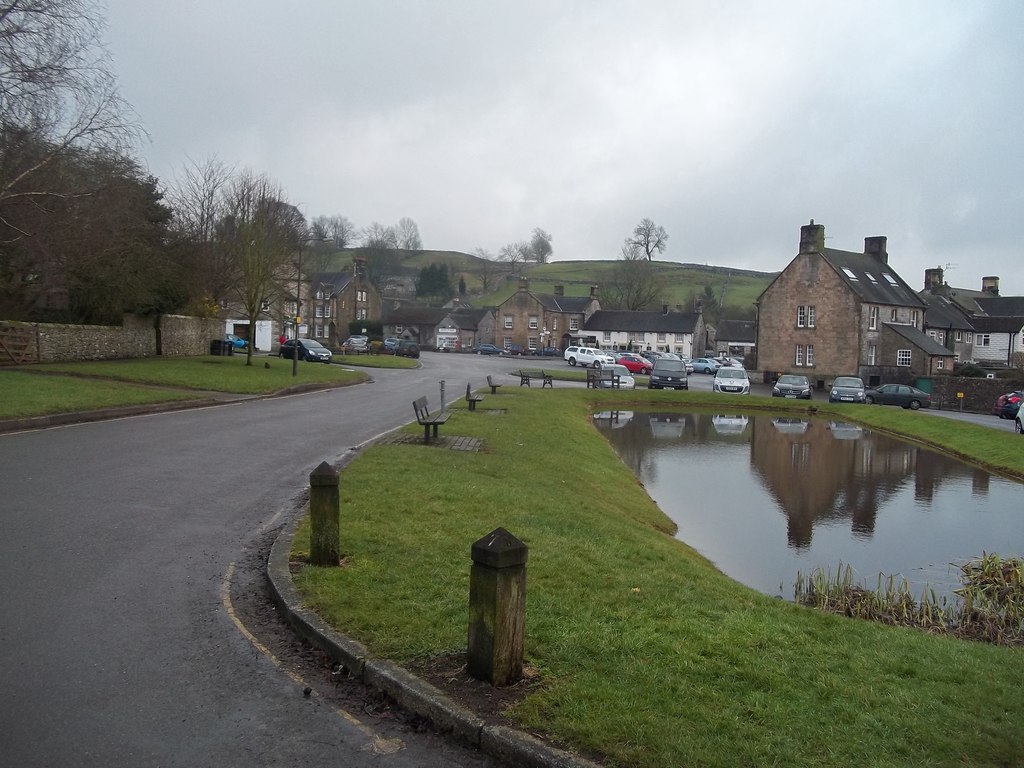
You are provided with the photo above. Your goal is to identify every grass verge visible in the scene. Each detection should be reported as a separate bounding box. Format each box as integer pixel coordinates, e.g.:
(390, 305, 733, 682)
(291, 388, 1023, 768)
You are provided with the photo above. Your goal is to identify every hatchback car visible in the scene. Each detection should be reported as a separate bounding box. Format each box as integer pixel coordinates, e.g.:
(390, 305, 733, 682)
(828, 376, 866, 403)
(647, 358, 689, 390)
(476, 343, 503, 355)
(713, 367, 750, 394)
(994, 391, 1023, 419)
(342, 335, 369, 353)
(278, 339, 333, 363)
(225, 333, 248, 349)
(394, 340, 420, 358)
(690, 358, 721, 374)
(865, 383, 932, 410)
(615, 353, 652, 374)
(504, 343, 528, 356)
(598, 364, 636, 390)
(772, 374, 812, 399)
(383, 337, 400, 352)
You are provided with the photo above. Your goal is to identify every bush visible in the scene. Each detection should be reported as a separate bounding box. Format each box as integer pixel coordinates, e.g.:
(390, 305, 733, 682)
(954, 362, 988, 378)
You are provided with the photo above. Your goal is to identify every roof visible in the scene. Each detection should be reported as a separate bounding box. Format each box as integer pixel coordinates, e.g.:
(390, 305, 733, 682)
(714, 319, 756, 343)
(975, 296, 1024, 317)
(443, 308, 492, 331)
(583, 309, 701, 334)
(309, 271, 353, 294)
(382, 305, 449, 326)
(533, 293, 595, 313)
(821, 249, 926, 309)
(918, 293, 976, 331)
(969, 315, 1024, 334)
(882, 323, 955, 356)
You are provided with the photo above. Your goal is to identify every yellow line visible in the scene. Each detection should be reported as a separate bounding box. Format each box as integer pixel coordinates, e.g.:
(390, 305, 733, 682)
(220, 561, 397, 748)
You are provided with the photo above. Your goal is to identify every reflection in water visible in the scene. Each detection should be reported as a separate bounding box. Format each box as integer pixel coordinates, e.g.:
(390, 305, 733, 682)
(595, 411, 1024, 600)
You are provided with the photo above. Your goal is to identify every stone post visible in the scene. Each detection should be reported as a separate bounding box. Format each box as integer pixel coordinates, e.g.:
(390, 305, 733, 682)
(309, 461, 340, 567)
(467, 527, 528, 686)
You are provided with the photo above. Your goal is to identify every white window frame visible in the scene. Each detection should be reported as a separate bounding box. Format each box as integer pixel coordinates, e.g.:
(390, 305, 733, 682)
(504, 315, 513, 329)
(324, 304, 331, 318)
(955, 330, 962, 342)
(806, 344, 814, 366)
(897, 349, 912, 367)
(978, 334, 990, 347)
(868, 344, 877, 365)
(937, 358, 945, 370)
(795, 345, 804, 366)
(869, 306, 878, 330)
(529, 315, 538, 330)
(966, 333, 973, 344)
(796, 305, 806, 328)
(569, 317, 579, 331)
(807, 305, 816, 328)
(603, 331, 611, 342)
(891, 308, 898, 322)
(315, 306, 324, 318)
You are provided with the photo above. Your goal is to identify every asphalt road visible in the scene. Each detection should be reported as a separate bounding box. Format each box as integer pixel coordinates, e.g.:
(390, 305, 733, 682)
(0, 353, 533, 768)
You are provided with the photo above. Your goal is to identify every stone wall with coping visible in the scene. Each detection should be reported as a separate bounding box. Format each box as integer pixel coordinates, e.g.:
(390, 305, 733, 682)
(929, 374, 1024, 413)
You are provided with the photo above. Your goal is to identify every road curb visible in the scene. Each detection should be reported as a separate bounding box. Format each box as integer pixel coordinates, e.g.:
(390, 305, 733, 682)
(266, 508, 602, 768)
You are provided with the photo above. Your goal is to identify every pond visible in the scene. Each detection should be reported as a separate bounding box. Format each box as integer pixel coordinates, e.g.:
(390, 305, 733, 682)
(593, 410, 1024, 601)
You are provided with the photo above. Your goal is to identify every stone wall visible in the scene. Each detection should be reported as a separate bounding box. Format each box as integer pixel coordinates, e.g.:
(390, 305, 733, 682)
(2, 315, 222, 364)
(929, 374, 1024, 413)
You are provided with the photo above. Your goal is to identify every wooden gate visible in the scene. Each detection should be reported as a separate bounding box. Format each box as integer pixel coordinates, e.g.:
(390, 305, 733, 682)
(0, 323, 37, 365)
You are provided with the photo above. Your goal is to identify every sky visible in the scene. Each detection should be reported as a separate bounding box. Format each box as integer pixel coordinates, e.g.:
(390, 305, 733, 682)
(103, 1, 1024, 295)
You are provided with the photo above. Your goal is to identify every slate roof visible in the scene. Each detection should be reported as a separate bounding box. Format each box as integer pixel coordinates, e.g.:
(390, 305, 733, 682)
(382, 305, 449, 326)
(309, 271, 353, 295)
(882, 323, 955, 356)
(969, 315, 1024, 334)
(975, 296, 1024, 317)
(918, 293, 976, 331)
(821, 249, 926, 309)
(715, 319, 756, 343)
(444, 308, 492, 330)
(584, 310, 701, 334)
(534, 293, 595, 313)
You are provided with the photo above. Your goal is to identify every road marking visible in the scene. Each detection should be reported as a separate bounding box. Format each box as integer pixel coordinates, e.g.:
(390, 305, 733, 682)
(220, 562, 404, 756)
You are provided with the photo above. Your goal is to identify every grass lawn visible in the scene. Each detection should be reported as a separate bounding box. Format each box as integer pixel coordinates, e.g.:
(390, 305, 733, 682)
(291, 388, 1024, 768)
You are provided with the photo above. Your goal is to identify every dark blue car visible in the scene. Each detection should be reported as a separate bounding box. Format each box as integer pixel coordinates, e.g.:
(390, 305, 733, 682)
(476, 344, 503, 355)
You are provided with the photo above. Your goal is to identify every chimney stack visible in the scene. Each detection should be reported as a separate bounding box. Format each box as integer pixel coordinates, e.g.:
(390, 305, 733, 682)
(982, 276, 1000, 295)
(924, 267, 944, 291)
(662, 304, 669, 315)
(554, 284, 564, 297)
(589, 285, 599, 298)
(518, 277, 529, 292)
(864, 236, 888, 264)
(799, 220, 825, 254)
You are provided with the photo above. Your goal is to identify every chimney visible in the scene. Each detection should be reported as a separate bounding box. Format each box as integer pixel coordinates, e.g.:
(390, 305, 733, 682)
(982, 276, 1000, 295)
(554, 284, 564, 297)
(662, 304, 669, 315)
(864, 236, 888, 264)
(518, 277, 529, 292)
(589, 285, 599, 298)
(924, 267, 944, 291)
(799, 220, 825, 254)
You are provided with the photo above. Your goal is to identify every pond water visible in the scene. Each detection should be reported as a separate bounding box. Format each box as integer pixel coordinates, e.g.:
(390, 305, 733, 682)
(593, 410, 1024, 601)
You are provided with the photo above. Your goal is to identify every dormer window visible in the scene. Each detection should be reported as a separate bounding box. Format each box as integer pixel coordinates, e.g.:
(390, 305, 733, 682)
(883, 273, 898, 286)
(842, 268, 858, 280)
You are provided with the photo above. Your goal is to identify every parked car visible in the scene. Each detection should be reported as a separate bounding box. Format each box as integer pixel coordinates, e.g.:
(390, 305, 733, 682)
(597, 364, 636, 390)
(1017, 407, 1024, 435)
(383, 337, 400, 352)
(828, 376, 866, 403)
(395, 340, 420, 358)
(993, 391, 1023, 419)
(713, 367, 751, 394)
(533, 346, 562, 356)
(341, 335, 369, 353)
(225, 333, 248, 349)
(615, 353, 652, 374)
(476, 343, 503, 355)
(772, 374, 812, 400)
(638, 350, 662, 363)
(647, 358, 689, 390)
(690, 357, 721, 374)
(278, 339, 333, 363)
(865, 383, 932, 410)
(504, 343, 528, 356)
(564, 346, 615, 368)
(679, 357, 695, 374)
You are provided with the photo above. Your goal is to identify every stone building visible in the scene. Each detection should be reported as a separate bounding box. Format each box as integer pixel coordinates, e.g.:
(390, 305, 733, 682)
(494, 280, 601, 353)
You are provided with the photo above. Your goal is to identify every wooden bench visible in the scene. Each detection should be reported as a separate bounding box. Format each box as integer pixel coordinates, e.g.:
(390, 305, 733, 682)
(518, 369, 553, 388)
(413, 396, 450, 444)
(465, 383, 485, 411)
(586, 367, 619, 388)
(486, 374, 503, 394)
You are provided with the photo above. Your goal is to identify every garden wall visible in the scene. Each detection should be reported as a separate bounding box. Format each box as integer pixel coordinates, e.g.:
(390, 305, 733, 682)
(0, 315, 222, 364)
(928, 374, 1024, 413)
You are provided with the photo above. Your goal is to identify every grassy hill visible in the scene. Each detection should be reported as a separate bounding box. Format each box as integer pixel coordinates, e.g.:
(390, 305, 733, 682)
(323, 248, 776, 320)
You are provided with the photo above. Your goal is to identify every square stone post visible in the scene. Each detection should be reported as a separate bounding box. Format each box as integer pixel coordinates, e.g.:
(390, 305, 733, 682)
(467, 527, 528, 686)
(309, 461, 340, 567)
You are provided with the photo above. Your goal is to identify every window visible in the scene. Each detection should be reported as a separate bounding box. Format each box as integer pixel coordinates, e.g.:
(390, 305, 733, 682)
(357, 308, 367, 320)
(504, 315, 513, 329)
(807, 305, 816, 328)
(286, 301, 297, 316)
(529, 315, 538, 330)
(911, 310, 920, 327)
(356, 290, 367, 303)
(314, 325, 323, 338)
(937, 358, 945, 370)
(603, 331, 611, 342)
(316, 290, 324, 300)
(883, 273, 899, 286)
(795, 345, 804, 366)
(966, 333, 973, 344)
(842, 268, 858, 280)
(503, 336, 512, 349)
(868, 344, 877, 365)
(869, 306, 878, 330)
(657, 333, 666, 343)
(897, 349, 912, 366)
(528, 337, 538, 351)
(569, 317, 579, 331)
(955, 330, 962, 342)
(315, 306, 324, 318)
(890, 308, 898, 322)
(865, 272, 877, 283)
(551, 319, 557, 330)
(978, 334, 990, 346)
(796, 305, 806, 328)
(806, 344, 814, 366)
(395, 325, 404, 333)
(324, 305, 331, 318)
(927, 330, 936, 340)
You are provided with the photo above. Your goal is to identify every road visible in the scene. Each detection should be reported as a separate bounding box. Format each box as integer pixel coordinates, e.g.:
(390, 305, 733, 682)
(0, 353, 531, 768)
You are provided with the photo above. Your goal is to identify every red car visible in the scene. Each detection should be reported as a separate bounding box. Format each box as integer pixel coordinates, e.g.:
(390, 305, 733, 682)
(993, 391, 1023, 419)
(615, 353, 652, 375)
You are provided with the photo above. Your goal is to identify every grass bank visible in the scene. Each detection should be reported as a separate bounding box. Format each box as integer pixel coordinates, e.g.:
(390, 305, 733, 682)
(291, 388, 1023, 768)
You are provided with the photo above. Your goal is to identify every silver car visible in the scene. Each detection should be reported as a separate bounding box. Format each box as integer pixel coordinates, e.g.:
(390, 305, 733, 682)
(829, 376, 866, 403)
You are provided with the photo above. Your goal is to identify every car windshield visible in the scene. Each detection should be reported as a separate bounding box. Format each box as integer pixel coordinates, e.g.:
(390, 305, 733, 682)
(778, 375, 807, 385)
(718, 369, 745, 379)
(654, 360, 685, 372)
(608, 365, 630, 376)
(834, 377, 863, 387)
(303, 341, 327, 349)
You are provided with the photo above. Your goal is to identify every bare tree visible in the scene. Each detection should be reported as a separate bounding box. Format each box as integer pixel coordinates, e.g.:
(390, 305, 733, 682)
(217, 170, 305, 365)
(0, 0, 140, 228)
(311, 214, 357, 249)
(626, 218, 668, 261)
(361, 221, 402, 290)
(603, 242, 663, 310)
(529, 227, 552, 263)
(499, 240, 530, 272)
(395, 217, 422, 250)
(472, 247, 500, 293)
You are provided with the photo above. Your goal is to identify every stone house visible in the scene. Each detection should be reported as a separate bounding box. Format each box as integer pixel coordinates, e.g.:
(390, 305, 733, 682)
(306, 255, 381, 347)
(711, 319, 756, 360)
(917, 292, 977, 364)
(583, 307, 706, 357)
(494, 280, 601, 352)
(381, 305, 449, 348)
(434, 306, 497, 351)
(755, 221, 953, 388)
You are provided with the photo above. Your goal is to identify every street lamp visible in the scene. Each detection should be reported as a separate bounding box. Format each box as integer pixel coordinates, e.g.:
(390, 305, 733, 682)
(292, 236, 331, 377)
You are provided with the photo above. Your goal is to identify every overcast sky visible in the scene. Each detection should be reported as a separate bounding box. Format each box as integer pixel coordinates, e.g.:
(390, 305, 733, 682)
(104, 1, 1023, 295)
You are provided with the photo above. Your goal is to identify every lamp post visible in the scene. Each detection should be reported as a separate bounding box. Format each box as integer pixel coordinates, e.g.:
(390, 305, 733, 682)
(292, 236, 331, 377)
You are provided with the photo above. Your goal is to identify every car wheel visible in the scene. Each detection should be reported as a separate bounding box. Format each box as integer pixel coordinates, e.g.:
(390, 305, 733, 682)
(642, 367, 651, 375)
(1016, 419, 1023, 434)
(909, 400, 921, 410)
(568, 357, 576, 366)
(593, 361, 602, 369)
(865, 396, 875, 404)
